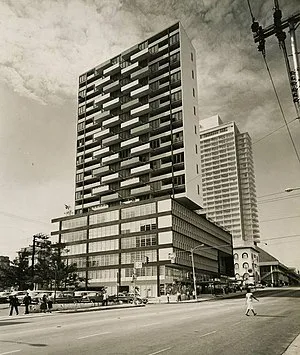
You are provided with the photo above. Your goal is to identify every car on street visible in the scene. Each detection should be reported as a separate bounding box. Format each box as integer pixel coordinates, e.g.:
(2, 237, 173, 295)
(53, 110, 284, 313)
(0, 292, 11, 303)
(108, 293, 148, 305)
(54, 291, 82, 303)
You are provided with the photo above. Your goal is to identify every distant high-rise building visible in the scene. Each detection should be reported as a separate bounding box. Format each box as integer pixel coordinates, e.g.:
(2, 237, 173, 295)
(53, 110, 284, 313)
(199, 115, 260, 284)
(52, 23, 234, 297)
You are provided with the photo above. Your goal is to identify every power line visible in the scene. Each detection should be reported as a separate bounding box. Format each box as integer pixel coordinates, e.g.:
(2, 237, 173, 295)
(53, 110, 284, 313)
(252, 118, 298, 145)
(261, 234, 300, 242)
(0, 210, 51, 226)
(262, 54, 300, 166)
(257, 193, 300, 204)
(260, 215, 300, 223)
(257, 191, 287, 199)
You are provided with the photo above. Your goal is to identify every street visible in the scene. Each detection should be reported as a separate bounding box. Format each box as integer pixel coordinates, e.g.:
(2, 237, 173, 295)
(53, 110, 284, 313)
(0, 288, 299, 355)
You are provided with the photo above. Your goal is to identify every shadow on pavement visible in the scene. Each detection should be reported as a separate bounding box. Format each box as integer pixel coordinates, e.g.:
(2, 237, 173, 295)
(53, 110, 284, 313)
(0, 321, 29, 326)
(0, 340, 48, 347)
(255, 315, 287, 318)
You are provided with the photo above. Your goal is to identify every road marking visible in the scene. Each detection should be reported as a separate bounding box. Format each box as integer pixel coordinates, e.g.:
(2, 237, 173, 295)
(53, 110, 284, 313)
(147, 347, 172, 355)
(199, 330, 217, 338)
(77, 331, 111, 339)
(0, 350, 21, 355)
(142, 322, 160, 327)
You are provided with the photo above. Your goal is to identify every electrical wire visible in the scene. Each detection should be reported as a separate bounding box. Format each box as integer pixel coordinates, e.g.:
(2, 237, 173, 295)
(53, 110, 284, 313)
(257, 193, 300, 204)
(260, 215, 300, 223)
(252, 117, 298, 145)
(262, 54, 300, 166)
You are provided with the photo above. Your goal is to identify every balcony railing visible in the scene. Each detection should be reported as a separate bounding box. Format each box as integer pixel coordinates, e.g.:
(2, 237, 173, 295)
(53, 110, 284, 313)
(131, 84, 150, 98)
(131, 103, 150, 117)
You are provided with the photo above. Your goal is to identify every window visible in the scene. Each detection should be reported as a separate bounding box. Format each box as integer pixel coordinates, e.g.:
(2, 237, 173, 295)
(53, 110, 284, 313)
(234, 253, 239, 260)
(192, 70, 194, 79)
(172, 111, 182, 122)
(170, 52, 180, 64)
(195, 144, 198, 154)
(173, 152, 184, 164)
(138, 40, 148, 50)
(194, 125, 197, 134)
(191, 52, 193, 61)
(234, 263, 239, 270)
(242, 252, 248, 259)
(76, 173, 84, 182)
(78, 122, 85, 132)
(196, 164, 199, 174)
(243, 262, 249, 269)
(170, 71, 181, 83)
(197, 184, 200, 195)
(171, 91, 182, 103)
(193, 106, 196, 115)
(79, 74, 87, 84)
(174, 175, 185, 186)
(111, 55, 121, 65)
(169, 33, 179, 45)
(193, 88, 195, 97)
(78, 106, 85, 115)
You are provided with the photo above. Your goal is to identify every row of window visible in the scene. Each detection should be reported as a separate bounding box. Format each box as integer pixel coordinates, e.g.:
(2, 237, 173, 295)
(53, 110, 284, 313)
(121, 218, 157, 234)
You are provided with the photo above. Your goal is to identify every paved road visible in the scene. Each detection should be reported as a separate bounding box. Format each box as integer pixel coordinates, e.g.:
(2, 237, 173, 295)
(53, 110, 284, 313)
(0, 288, 299, 355)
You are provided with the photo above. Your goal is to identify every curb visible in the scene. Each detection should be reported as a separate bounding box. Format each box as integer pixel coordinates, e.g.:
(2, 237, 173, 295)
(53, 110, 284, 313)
(282, 333, 300, 355)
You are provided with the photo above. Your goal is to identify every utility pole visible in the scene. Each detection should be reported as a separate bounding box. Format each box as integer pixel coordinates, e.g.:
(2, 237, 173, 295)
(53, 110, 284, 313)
(31, 233, 48, 288)
(251, 1, 300, 114)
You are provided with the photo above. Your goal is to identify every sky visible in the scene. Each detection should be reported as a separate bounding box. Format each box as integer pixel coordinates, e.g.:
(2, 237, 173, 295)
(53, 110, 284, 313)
(0, 0, 299, 270)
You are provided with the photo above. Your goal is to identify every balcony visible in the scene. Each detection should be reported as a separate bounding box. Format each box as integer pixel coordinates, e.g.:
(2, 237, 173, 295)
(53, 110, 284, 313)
(121, 62, 139, 75)
(121, 79, 140, 94)
(120, 156, 141, 169)
(131, 163, 152, 176)
(131, 84, 150, 98)
(102, 115, 121, 128)
(94, 128, 110, 140)
(130, 47, 150, 62)
(102, 134, 121, 146)
(101, 172, 120, 184)
(102, 153, 119, 165)
(130, 143, 151, 156)
(131, 103, 150, 117)
(93, 166, 110, 176)
(121, 98, 140, 112)
(131, 123, 151, 136)
(92, 185, 111, 195)
(101, 193, 120, 203)
(94, 110, 111, 123)
(94, 76, 111, 89)
(120, 177, 140, 188)
(93, 147, 110, 159)
(94, 93, 110, 105)
(131, 66, 149, 80)
(121, 117, 140, 130)
(121, 136, 139, 149)
(103, 80, 120, 93)
(103, 97, 120, 110)
(131, 185, 152, 196)
(103, 63, 120, 76)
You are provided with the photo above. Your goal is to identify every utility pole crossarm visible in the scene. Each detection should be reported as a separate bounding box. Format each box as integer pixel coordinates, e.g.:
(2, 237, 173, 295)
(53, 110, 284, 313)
(253, 12, 300, 43)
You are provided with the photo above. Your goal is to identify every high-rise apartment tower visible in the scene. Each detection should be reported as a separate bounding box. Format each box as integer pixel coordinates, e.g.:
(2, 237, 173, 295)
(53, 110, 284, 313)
(75, 22, 202, 214)
(199, 115, 260, 283)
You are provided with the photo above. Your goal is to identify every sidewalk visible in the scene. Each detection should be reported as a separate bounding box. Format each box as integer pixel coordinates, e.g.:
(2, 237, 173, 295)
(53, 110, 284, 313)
(282, 334, 300, 355)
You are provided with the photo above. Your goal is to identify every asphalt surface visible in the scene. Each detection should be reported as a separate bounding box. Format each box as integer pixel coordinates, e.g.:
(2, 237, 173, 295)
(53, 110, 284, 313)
(0, 287, 299, 355)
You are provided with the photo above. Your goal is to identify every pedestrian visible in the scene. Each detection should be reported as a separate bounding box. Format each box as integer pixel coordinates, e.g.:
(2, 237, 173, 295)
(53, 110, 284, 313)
(9, 295, 19, 316)
(192, 290, 196, 299)
(47, 294, 53, 313)
(41, 294, 48, 313)
(176, 290, 181, 302)
(186, 290, 190, 300)
(102, 291, 108, 306)
(23, 292, 31, 315)
(166, 292, 170, 303)
(245, 288, 259, 316)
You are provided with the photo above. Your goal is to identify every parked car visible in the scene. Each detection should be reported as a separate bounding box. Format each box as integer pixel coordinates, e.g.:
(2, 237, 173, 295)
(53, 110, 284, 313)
(81, 292, 103, 303)
(9, 291, 29, 304)
(255, 284, 265, 289)
(108, 293, 147, 305)
(0, 292, 11, 304)
(54, 292, 82, 303)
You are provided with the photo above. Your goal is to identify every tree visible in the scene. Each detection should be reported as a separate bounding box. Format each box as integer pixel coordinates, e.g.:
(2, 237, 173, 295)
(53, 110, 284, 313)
(0, 250, 32, 290)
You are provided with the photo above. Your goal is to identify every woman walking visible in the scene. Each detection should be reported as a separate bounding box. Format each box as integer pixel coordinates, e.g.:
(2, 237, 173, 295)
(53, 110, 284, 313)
(245, 288, 259, 316)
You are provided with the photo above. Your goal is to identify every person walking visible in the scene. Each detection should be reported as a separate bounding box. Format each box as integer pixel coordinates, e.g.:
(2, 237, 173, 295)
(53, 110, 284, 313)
(102, 291, 108, 306)
(41, 294, 48, 313)
(245, 288, 259, 316)
(47, 294, 53, 313)
(9, 295, 19, 316)
(166, 292, 170, 304)
(23, 292, 31, 315)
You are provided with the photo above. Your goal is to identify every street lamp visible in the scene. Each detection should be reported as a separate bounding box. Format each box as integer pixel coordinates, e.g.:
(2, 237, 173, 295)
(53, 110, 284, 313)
(285, 187, 300, 192)
(191, 244, 204, 301)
